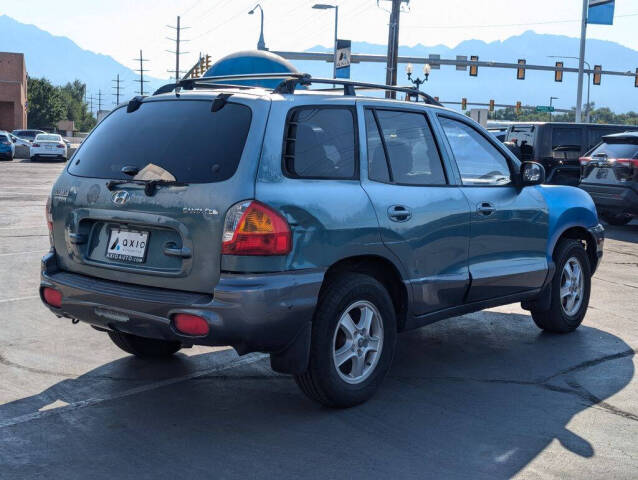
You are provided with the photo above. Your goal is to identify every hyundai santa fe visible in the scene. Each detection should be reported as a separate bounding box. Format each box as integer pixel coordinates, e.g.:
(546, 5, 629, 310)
(40, 74, 604, 407)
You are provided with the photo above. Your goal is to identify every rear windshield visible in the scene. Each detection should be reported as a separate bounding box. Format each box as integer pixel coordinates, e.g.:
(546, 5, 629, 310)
(590, 140, 638, 159)
(36, 134, 60, 142)
(505, 125, 535, 146)
(68, 99, 252, 183)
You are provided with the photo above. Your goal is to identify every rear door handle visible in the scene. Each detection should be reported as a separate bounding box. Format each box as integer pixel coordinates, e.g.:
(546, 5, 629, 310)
(476, 202, 496, 216)
(163, 242, 192, 258)
(387, 205, 412, 222)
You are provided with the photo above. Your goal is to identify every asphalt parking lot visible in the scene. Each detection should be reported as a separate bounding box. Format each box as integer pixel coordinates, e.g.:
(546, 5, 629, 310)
(0, 158, 636, 479)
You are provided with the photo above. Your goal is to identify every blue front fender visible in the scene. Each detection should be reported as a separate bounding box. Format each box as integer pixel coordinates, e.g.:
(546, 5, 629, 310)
(536, 185, 599, 259)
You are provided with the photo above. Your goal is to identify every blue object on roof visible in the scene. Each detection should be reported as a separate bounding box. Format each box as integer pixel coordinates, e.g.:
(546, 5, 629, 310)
(203, 50, 299, 88)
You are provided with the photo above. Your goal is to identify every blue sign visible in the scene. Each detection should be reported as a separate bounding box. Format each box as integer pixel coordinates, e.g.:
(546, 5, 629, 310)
(588, 0, 614, 25)
(335, 39, 351, 79)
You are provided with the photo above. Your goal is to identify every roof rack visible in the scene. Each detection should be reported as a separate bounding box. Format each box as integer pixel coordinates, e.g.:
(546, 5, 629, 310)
(152, 73, 442, 106)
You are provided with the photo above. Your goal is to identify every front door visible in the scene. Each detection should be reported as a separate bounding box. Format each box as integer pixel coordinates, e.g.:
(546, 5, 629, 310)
(359, 105, 471, 315)
(436, 114, 549, 303)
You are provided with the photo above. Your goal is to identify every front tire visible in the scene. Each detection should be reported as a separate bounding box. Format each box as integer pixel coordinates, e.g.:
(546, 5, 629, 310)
(531, 239, 591, 333)
(602, 212, 632, 226)
(295, 273, 397, 408)
(107, 330, 182, 358)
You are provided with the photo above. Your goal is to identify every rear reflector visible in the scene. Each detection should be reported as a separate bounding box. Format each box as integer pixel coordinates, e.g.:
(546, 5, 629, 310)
(173, 313, 209, 336)
(42, 287, 62, 308)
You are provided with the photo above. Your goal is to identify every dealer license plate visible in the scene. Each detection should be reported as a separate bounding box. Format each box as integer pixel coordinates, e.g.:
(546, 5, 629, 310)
(106, 229, 149, 263)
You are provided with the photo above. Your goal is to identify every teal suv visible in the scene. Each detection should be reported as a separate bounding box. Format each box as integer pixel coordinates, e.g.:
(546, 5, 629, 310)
(40, 74, 604, 407)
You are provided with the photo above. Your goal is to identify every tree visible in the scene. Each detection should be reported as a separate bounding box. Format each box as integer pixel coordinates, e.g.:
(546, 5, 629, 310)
(27, 77, 96, 132)
(27, 78, 65, 129)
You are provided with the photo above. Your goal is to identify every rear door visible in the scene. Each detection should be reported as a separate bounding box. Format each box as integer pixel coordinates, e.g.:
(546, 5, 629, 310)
(359, 104, 470, 315)
(436, 114, 548, 302)
(51, 94, 269, 293)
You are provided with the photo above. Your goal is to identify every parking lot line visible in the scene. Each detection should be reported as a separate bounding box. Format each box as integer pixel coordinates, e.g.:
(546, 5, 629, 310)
(0, 352, 268, 429)
(0, 295, 39, 304)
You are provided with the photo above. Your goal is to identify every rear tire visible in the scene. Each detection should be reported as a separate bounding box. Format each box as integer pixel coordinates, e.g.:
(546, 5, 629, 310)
(602, 212, 632, 226)
(294, 273, 397, 408)
(107, 331, 182, 358)
(531, 239, 591, 333)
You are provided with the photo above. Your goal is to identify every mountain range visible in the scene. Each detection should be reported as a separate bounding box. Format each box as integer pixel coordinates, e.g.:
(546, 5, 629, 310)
(1, 14, 637, 112)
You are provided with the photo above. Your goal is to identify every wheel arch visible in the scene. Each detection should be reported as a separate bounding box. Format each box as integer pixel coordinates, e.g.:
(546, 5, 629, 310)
(551, 225, 599, 274)
(320, 254, 410, 331)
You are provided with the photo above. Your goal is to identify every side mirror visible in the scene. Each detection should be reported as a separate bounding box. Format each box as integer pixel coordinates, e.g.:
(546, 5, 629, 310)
(520, 161, 545, 186)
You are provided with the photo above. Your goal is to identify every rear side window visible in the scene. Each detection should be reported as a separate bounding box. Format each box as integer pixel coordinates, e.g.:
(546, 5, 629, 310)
(68, 100, 251, 183)
(365, 108, 446, 185)
(590, 140, 638, 159)
(552, 127, 582, 148)
(440, 116, 511, 186)
(283, 107, 356, 179)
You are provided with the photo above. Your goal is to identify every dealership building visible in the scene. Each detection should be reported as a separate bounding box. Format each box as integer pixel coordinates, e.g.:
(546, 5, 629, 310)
(0, 52, 27, 131)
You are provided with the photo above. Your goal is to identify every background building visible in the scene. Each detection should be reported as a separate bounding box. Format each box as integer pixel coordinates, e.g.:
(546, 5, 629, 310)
(0, 52, 27, 131)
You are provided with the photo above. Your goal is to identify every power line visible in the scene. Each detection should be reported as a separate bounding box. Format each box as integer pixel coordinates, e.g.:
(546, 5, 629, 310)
(167, 16, 190, 81)
(133, 50, 150, 96)
(402, 12, 638, 30)
(113, 74, 124, 105)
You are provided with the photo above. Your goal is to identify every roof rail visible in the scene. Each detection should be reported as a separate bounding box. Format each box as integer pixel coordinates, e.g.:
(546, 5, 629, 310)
(152, 73, 442, 106)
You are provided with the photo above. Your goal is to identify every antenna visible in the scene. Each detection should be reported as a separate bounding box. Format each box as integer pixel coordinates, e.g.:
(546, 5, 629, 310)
(167, 16, 190, 81)
(133, 50, 150, 96)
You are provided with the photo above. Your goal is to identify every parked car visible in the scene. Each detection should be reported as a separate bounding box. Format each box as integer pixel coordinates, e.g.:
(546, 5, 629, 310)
(8, 133, 31, 147)
(503, 122, 638, 186)
(12, 129, 46, 142)
(0, 131, 15, 160)
(30, 133, 68, 161)
(40, 74, 604, 407)
(580, 131, 638, 225)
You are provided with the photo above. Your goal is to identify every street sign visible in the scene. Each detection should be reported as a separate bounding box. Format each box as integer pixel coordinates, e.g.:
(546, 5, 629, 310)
(535, 105, 555, 112)
(335, 39, 351, 79)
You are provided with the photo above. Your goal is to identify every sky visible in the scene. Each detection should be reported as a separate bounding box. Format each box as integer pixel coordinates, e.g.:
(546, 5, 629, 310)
(2, 0, 637, 80)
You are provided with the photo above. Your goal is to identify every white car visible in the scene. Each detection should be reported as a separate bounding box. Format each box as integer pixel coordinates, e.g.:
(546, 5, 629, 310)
(30, 133, 67, 161)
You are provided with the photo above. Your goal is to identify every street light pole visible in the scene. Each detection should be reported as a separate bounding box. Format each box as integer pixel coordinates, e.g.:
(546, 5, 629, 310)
(576, 0, 588, 123)
(248, 4, 266, 51)
(549, 96, 559, 122)
(312, 4, 339, 79)
(548, 55, 592, 123)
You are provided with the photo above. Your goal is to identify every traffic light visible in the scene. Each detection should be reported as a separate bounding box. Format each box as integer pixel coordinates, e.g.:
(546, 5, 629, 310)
(516, 59, 526, 80)
(204, 54, 212, 71)
(469, 55, 478, 77)
(489, 99, 495, 112)
(516, 101, 521, 115)
(635, 68, 638, 88)
(593, 65, 602, 85)
(555, 61, 564, 82)
(461, 97, 467, 110)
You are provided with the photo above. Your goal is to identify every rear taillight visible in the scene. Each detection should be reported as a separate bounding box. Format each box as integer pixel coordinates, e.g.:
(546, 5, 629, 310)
(615, 158, 638, 168)
(45, 196, 53, 246)
(579, 156, 591, 165)
(56, 143, 64, 148)
(32, 143, 40, 147)
(42, 287, 62, 308)
(173, 313, 209, 336)
(221, 200, 291, 256)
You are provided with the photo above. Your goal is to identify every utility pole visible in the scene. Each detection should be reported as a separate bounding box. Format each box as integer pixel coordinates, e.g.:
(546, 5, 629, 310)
(576, 0, 588, 123)
(167, 16, 189, 81)
(112, 74, 123, 105)
(97, 89, 103, 112)
(87, 94, 95, 117)
(134, 50, 149, 96)
(383, 0, 408, 98)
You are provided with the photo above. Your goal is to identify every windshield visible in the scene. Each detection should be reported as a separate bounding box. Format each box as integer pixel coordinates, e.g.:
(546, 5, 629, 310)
(36, 134, 61, 142)
(68, 99, 252, 183)
(590, 140, 638, 159)
(505, 125, 535, 146)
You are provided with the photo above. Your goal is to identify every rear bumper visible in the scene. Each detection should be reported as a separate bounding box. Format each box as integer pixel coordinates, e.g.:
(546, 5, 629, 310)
(40, 252, 324, 355)
(580, 183, 638, 215)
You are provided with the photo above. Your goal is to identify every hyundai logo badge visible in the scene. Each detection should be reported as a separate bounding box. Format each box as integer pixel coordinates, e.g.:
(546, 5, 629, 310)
(111, 190, 129, 206)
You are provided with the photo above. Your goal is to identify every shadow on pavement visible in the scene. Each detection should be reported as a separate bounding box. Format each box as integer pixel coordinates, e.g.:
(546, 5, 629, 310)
(601, 221, 638, 243)
(0, 312, 634, 479)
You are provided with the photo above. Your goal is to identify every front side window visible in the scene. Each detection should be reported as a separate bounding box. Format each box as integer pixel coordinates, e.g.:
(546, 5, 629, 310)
(439, 117, 511, 186)
(365, 108, 446, 185)
(283, 107, 356, 179)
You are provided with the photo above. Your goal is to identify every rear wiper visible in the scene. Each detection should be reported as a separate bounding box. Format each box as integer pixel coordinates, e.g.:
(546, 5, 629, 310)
(106, 179, 189, 196)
